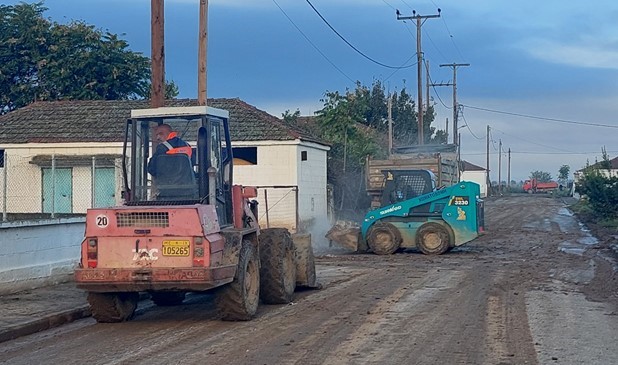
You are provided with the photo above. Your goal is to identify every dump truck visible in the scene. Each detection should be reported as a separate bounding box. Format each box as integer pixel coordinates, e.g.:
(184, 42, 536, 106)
(327, 168, 484, 255)
(366, 144, 459, 208)
(523, 178, 559, 193)
(74, 106, 318, 322)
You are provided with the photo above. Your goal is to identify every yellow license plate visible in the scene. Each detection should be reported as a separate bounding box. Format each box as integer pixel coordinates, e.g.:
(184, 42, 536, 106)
(162, 240, 190, 256)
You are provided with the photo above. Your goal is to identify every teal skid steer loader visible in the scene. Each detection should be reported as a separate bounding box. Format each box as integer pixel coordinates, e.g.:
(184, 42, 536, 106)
(327, 170, 485, 255)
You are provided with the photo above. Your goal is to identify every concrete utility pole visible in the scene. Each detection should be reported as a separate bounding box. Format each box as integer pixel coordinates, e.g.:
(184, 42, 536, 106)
(397, 8, 441, 145)
(439, 63, 470, 146)
(498, 139, 502, 195)
(198, 0, 208, 106)
(151, 0, 165, 108)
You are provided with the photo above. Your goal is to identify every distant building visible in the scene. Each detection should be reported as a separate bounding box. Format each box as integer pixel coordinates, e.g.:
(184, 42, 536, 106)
(460, 161, 487, 197)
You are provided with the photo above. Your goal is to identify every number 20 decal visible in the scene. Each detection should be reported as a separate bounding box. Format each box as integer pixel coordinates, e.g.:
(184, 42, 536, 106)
(96, 214, 109, 228)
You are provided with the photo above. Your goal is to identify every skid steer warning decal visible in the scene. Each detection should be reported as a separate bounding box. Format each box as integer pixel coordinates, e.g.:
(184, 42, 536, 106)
(457, 207, 467, 221)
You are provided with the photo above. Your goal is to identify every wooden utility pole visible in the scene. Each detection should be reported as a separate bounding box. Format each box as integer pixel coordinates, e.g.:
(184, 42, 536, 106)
(388, 95, 393, 158)
(486, 125, 490, 196)
(198, 0, 208, 106)
(397, 9, 441, 145)
(439, 63, 470, 146)
(498, 139, 502, 195)
(507, 148, 511, 193)
(445, 118, 449, 144)
(151, 0, 165, 108)
(425, 60, 430, 113)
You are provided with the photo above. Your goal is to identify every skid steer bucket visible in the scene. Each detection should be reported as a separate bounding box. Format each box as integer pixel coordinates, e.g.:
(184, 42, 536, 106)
(325, 221, 362, 251)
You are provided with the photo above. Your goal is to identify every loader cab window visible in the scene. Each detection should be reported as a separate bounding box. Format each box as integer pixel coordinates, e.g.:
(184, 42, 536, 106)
(381, 170, 436, 206)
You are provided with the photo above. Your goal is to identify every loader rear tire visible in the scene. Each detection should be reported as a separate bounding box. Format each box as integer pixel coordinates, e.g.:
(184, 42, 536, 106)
(367, 223, 401, 255)
(151, 291, 186, 306)
(87, 292, 139, 323)
(216, 241, 260, 321)
(259, 228, 297, 304)
(416, 222, 450, 255)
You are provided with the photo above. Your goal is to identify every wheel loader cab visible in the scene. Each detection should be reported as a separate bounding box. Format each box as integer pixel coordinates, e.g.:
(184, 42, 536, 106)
(123, 106, 234, 226)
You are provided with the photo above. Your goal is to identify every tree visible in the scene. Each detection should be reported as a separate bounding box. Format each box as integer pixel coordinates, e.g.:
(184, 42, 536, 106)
(530, 170, 552, 182)
(0, 2, 168, 113)
(558, 165, 570, 184)
(282, 109, 300, 124)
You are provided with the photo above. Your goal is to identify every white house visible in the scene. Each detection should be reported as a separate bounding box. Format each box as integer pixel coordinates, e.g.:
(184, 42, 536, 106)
(0, 98, 330, 233)
(460, 161, 488, 198)
(572, 156, 618, 197)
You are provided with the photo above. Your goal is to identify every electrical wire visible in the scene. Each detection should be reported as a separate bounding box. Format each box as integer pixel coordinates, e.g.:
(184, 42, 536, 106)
(305, 0, 416, 69)
(426, 68, 451, 108)
(272, 0, 355, 84)
(491, 127, 572, 153)
(461, 150, 618, 156)
(426, 0, 466, 61)
(460, 111, 484, 140)
(462, 104, 618, 129)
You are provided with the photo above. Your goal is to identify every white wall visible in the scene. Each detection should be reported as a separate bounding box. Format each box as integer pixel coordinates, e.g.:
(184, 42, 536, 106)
(2, 143, 123, 214)
(0, 219, 85, 295)
(297, 144, 328, 231)
(461, 170, 487, 198)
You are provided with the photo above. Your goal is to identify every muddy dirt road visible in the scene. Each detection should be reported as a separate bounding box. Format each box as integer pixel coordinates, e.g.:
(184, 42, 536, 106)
(0, 195, 616, 365)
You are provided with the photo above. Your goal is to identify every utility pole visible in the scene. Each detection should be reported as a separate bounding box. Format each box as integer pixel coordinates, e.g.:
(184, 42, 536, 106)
(151, 0, 165, 108)
(445, 118, 449, 144)
(388, 94, 393, 158)
(397, 8, 441, 145)
(498, 139, 502, 196)
(507, 148, 511, 193)
(198, 0, 208, 106)
(425, 60, 430, 113)
(439, 63, 470, 146)
(486, 125, 490, 196)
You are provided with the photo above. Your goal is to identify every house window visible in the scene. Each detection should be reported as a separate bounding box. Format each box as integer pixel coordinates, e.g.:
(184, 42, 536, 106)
(233, 147, 257, 165)
(0, 149, 4, 168)
(301, 151, 308, 161)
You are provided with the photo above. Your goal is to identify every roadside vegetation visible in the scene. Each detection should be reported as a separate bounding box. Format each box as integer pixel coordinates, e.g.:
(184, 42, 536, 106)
(572, 150, 618, 232)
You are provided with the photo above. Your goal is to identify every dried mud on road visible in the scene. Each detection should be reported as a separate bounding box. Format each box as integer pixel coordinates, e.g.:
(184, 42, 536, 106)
(0, 195, 616, 365)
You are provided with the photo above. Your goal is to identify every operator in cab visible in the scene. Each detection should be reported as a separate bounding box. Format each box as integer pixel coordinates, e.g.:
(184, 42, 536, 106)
(147, 123, 193, 177)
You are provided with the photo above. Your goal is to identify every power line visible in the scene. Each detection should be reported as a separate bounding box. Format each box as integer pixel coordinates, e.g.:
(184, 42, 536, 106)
(460, 111, 483, 140)
(462, 104, 618, 129)
(426, 0, 466, 61)
(305, 0, 416, 69)
(272, 0, 355, 84)
(462, 150, 618, 156)
(491, 127, 572, 153)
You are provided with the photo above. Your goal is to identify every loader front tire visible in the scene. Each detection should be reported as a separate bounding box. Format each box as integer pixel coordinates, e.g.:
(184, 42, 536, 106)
(416, 222, 450, 255)
(217, 241, 260, 321)
(367, 223, 401, 255)
(259, 228, 296, 304)
(87, 292, 139, 323)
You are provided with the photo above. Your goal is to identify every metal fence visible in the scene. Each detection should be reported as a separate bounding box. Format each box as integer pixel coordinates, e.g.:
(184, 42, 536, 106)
(254, 185, 299, 233)
(1, 152, 121, 221)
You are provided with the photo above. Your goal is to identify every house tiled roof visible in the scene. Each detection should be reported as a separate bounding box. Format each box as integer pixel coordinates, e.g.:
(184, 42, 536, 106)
(461, 160, 486, 171)
(579, 156, 618, 171)
(0, 99, 325, 145)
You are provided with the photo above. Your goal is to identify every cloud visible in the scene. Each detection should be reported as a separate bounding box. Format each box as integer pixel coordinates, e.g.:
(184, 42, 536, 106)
(524, 38, 618, 70)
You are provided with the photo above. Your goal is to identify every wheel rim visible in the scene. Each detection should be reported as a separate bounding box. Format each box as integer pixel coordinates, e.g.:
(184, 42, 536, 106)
(374, 231, 394, 247)
(423, 232, 443, 250)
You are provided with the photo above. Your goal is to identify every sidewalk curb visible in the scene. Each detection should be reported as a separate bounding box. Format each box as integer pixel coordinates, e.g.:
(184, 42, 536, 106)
(0, 305, 91, 344)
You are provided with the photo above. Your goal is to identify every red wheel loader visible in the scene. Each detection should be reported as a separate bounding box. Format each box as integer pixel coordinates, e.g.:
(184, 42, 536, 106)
(75, 106, 318, 322)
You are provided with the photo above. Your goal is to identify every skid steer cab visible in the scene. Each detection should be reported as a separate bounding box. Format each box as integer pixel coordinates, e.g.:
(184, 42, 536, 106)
(327, 169, 485, 255)
(75, 106, 318, 323)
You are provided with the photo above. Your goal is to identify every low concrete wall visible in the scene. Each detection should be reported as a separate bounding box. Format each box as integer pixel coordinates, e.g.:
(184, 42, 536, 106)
(0, 218, 85, 295)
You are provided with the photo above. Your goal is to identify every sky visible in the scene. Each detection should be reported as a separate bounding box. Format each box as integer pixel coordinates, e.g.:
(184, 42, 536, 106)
(6, 0, 618, 181)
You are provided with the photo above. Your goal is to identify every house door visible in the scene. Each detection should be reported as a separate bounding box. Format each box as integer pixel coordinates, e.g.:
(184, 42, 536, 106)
(42, 168, 72, 213)
(94, 167, 116, 208)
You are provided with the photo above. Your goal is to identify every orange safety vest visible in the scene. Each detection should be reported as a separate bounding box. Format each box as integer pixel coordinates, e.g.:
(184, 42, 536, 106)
(162, 132, 192, 157)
